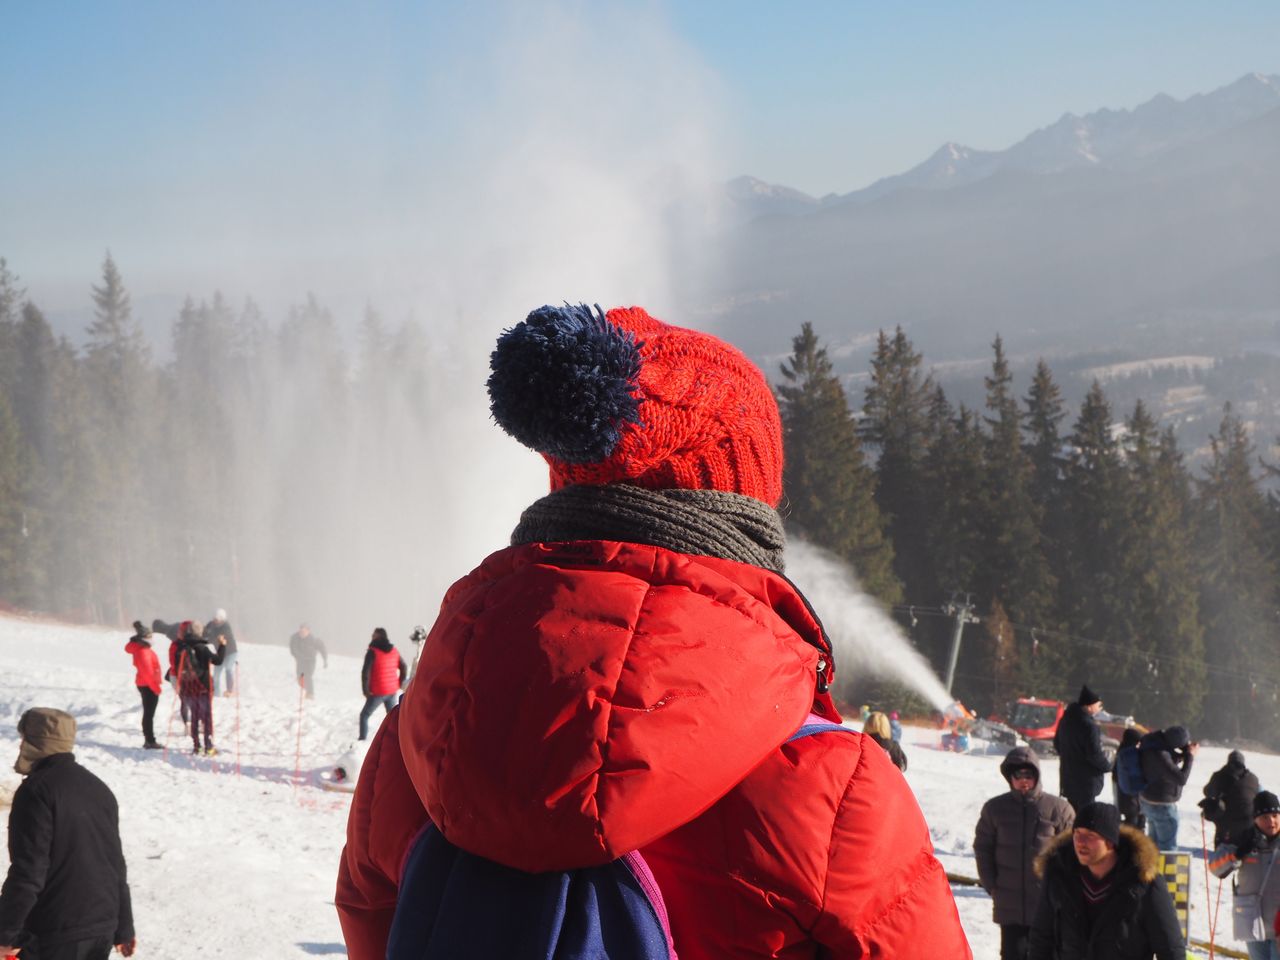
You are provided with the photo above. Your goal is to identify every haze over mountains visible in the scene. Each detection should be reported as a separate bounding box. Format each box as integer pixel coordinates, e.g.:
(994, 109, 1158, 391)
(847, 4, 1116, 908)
(706, 72, 1280, 354)
(697, 73, 1280, 458)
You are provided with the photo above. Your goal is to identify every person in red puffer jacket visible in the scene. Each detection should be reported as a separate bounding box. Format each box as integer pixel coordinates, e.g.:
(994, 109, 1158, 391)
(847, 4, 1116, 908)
(124, 621, 162, 749)
(335, 304, 971, 959)
(357, 628, 405, 741)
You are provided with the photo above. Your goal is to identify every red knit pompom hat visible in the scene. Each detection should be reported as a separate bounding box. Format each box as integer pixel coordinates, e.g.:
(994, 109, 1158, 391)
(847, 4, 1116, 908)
(488, 304, 784, 507)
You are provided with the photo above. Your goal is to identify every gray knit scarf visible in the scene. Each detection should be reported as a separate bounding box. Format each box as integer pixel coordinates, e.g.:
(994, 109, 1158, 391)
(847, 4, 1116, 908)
(511, 484, 787, 573)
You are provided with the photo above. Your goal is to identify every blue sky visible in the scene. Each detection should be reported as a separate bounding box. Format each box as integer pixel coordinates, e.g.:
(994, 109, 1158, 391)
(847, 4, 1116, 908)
(2, 1, 1278, 331)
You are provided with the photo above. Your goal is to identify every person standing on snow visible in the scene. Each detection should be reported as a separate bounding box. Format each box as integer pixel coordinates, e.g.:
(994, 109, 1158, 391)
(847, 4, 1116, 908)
(336, 303, 970, 959)
(864, 710, 908, 771)
(1209, 790, 1280, 960)
(175, 622, 226, 756)
(0, 708, 136, 959)
(1029, 802, 1182, 960)
(289, 623, 328, 699)
(358, 627, 406, 741)
(1112, 727, 1145, 829)
(206, 608, 238, 698)
(1053, 684, 1112, 814)
(124, 621, 162, 750)
(1200, 750, 1260, 848)
(975, 746, 1075, 960)
(1137, 725, 1196, 851)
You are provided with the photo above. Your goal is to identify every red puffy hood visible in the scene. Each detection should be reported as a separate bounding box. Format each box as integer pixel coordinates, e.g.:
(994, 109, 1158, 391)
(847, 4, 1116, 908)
(398, 540, 832, 874)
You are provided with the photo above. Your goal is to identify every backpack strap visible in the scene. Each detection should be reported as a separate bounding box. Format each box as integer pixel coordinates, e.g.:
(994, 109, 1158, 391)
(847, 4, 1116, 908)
(788, 712, 857, 743)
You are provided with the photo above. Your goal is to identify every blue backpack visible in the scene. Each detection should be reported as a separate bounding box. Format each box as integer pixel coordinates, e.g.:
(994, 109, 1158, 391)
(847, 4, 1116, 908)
(386, 715, 853, 959)
(1115, 743, 1147, 796)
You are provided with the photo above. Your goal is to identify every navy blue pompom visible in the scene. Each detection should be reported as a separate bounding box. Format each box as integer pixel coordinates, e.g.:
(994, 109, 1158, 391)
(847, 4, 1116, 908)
(488, 303, 643, 463)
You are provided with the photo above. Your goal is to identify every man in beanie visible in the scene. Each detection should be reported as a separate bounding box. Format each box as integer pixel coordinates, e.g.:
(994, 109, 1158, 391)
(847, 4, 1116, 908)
(336, 304, 970, 958)
(1030, 801, 1182, 959)
(1201, 750, 1260, 848)
(0, 708, 136, 959)
(1209, 790, 1280, 960)
(1053, 684, 1112, 814)
(1137, 725, 1197, 851)
(975, 746, 1075, 959)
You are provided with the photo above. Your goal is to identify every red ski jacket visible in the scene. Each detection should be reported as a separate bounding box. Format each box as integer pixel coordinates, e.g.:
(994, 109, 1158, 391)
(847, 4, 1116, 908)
(366, 645, 402, 697)
(335, 540, 970, 959)
(125, 640, 162, 695)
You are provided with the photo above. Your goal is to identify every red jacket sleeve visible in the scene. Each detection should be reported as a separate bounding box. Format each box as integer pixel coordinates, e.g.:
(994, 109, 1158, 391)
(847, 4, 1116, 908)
(811, 736, 972, 958)
(335, 708, 431, 960)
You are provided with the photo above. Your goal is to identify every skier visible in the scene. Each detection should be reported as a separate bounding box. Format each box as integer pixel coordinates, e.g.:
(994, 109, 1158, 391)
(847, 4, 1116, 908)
(289, 623, 328, 699)
(175, 622, 227, 755)
(358, 627, 406, 741)
(336, 303, 970, 958)
(124, 621, 162, 749)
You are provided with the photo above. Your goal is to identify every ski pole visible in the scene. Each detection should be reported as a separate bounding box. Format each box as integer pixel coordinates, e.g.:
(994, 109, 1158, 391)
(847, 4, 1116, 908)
(293, 676, 306, 788)
(1199, 814, 1215, 959)
(163, 650, 189, 761)
(234, 660, 242, 779)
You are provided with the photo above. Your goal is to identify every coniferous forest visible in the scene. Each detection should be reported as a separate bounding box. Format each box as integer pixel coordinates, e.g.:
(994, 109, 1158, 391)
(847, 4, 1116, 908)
(1, 256, 1278, 745)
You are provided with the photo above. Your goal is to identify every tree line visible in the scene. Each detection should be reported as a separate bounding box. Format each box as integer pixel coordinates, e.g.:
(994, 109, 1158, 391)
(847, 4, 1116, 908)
(778, 323, 1280, 745)
(0, 254, 1277, 743)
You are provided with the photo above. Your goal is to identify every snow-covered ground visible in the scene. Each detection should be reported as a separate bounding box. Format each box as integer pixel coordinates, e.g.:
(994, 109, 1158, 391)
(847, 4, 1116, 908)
(0, 613, 1274, 958)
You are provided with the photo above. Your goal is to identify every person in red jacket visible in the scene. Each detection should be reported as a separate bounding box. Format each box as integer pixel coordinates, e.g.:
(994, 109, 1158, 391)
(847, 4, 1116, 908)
(125, 621, 162, 750)
(335, 304, 971, 959)
(357, 628, 406, 741)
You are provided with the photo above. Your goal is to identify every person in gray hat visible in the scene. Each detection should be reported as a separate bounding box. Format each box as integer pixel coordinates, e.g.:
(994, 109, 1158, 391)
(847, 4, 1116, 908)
(1209, 790, 1280, 960)
(975, 746, 1075, 959)
(0, 708, 136, 959)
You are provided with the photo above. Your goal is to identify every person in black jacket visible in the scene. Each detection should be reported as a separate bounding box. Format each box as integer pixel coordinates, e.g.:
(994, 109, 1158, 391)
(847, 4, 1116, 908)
(1200, 750, 1260, 848)
(0, 708, 136, 960)
(1111, 727, 1145, 829)
(1053, 685, 1112, 814)
(1029, 802, 1183, 960)
(975, 746, 1075, 960)
(1138, 725, 1197, 852)
(175, 622, 227, 756)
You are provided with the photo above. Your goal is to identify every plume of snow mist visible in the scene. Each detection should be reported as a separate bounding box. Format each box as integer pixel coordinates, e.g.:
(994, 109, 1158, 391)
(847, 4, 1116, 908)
(785, 540, 952, 711)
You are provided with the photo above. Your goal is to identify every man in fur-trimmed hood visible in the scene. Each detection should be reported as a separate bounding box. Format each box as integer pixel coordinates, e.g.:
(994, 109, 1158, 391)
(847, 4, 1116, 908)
(1029, 802, 1183, 960)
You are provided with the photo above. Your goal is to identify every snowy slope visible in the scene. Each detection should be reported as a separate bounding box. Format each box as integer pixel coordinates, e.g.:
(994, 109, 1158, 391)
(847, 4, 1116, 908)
(0, 613, 1275, 959)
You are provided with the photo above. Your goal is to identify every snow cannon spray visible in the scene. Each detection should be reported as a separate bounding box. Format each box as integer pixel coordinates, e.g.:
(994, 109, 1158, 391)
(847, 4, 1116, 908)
(785, 540, 952, 711)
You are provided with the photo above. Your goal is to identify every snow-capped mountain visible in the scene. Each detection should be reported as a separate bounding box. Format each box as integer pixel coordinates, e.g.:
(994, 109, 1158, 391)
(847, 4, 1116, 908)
(728, 72, 1280, 216)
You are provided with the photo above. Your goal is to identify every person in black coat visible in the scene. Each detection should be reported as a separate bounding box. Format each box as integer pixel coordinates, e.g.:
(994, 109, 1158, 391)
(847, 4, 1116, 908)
(1200, 750, 1260, 848)
(1029, 802, 1183, 960)
(1138, 726, 1196, 851)
(1053, 685, 1112, 814)
(175, 623, 227, 756)
(0, 708, 136, 960)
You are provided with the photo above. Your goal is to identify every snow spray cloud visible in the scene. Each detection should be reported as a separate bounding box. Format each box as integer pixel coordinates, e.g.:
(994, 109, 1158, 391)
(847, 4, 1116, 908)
(785, 540, 952, 711)
(184, 5, 730, 653)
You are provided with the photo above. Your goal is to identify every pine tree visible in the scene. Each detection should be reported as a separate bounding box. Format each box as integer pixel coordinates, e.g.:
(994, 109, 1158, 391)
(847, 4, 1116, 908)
(978, 337, 1058, 696)
(1118, 403, 1206, 725)
(82, 253, 153, 622)
(862, 327, 934, 600)
(777, 323, 901, 603)
(1060, 382, 1133, 695)
(1195, 406, 1279, 739)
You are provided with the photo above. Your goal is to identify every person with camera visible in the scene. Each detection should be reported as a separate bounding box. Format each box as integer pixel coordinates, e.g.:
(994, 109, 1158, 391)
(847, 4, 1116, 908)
(406, 625, 426, 681)
(1201, 750, 1260, 848)
(358, 627, 406, 741)
(1137, 725, 1197, 851)
(1209, 791, 1280, 960)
